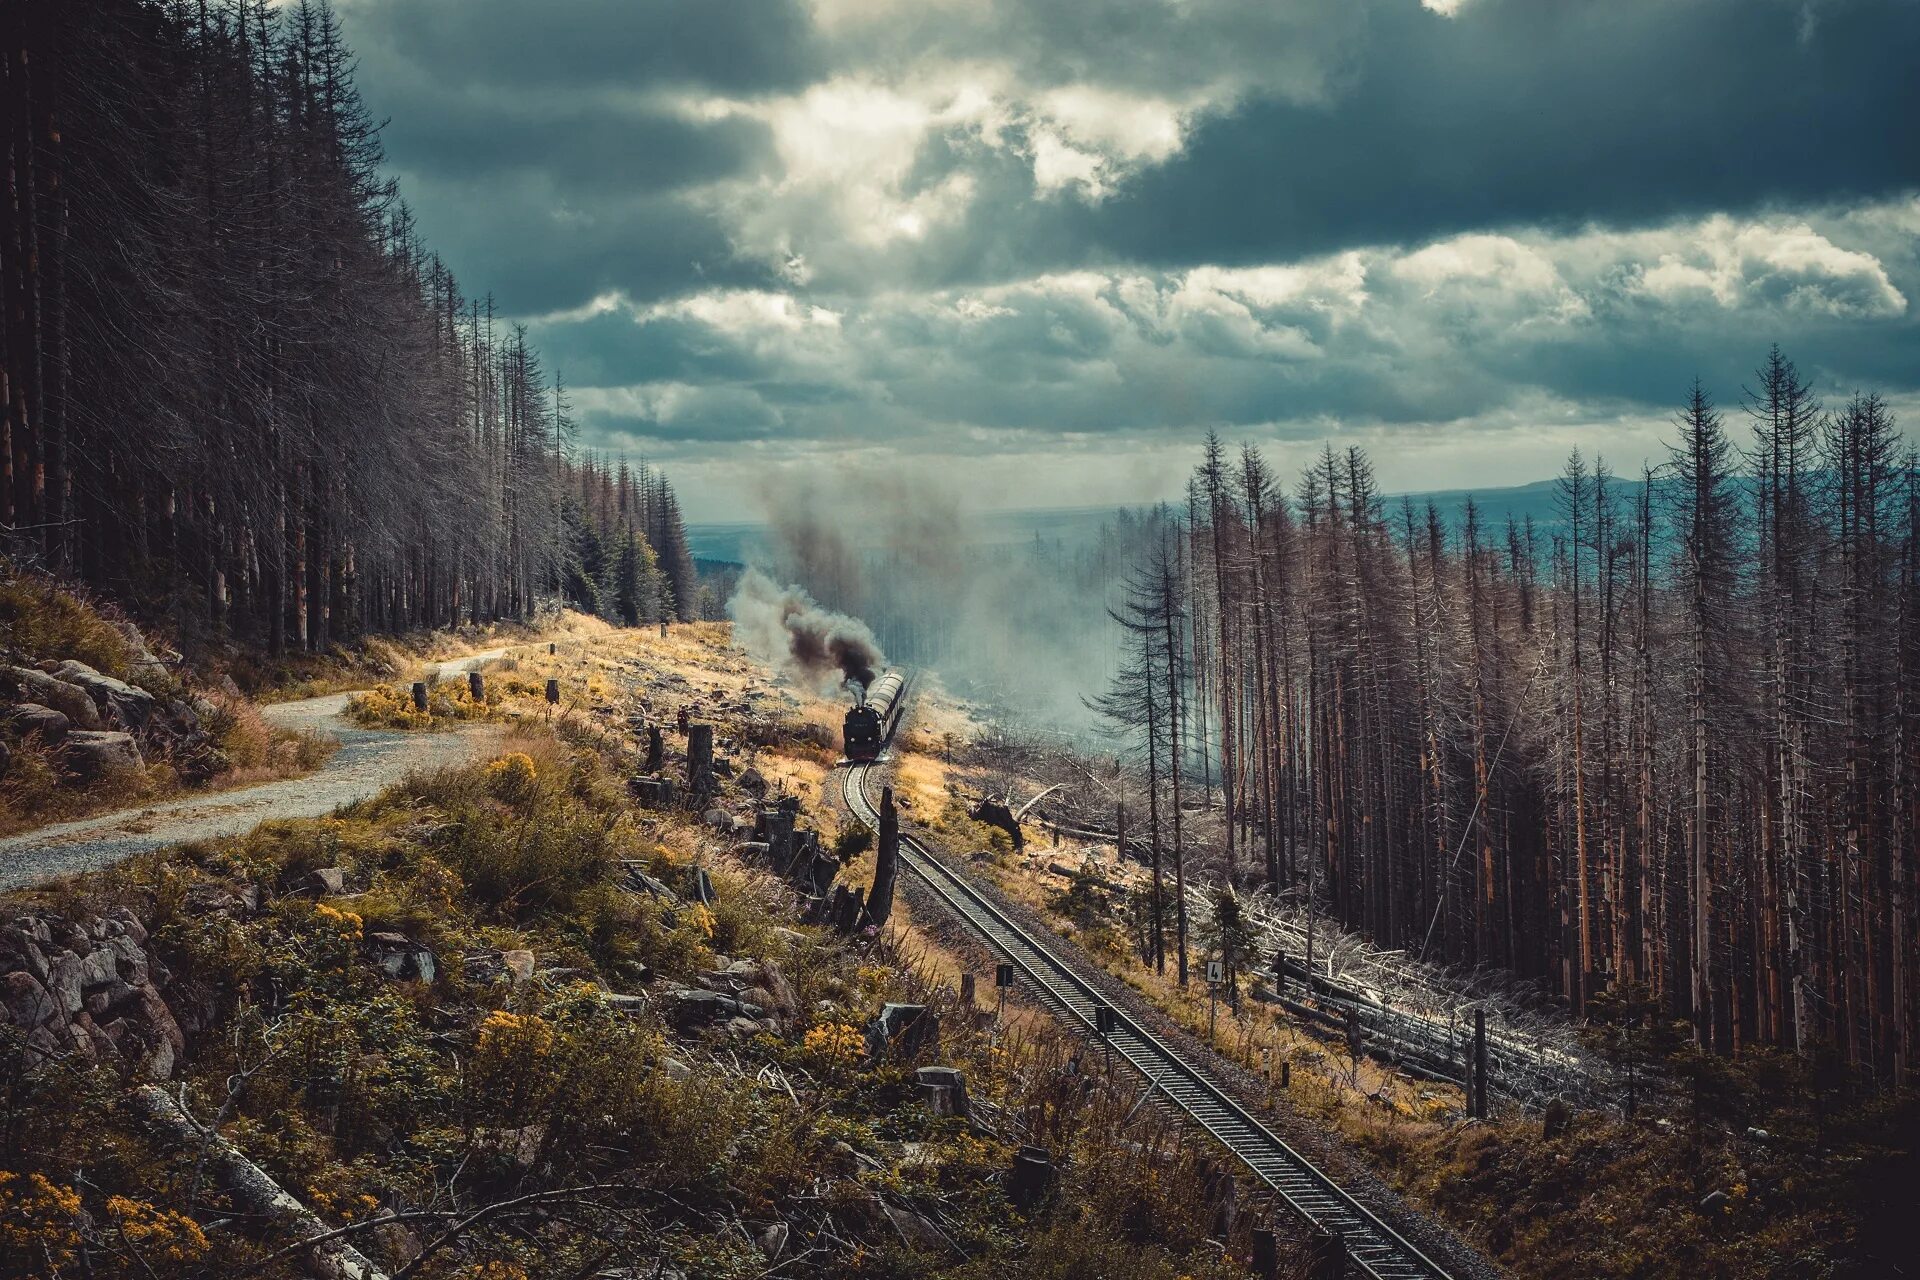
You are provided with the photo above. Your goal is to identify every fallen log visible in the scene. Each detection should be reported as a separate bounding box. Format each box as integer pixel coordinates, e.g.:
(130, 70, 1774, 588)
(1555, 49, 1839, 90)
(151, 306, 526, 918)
(130, 1085, 392, 1280)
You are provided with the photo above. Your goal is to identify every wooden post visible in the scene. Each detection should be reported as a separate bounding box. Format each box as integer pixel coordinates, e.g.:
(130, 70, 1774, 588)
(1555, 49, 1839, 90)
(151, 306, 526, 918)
(410, 681, 428, 712)
(643, 726, 664, 774)
(1280, 1060, 1291, 1090)
(960, 972, 976, 1008)
(548, 642, 556, 655)
(467, 670, 485, 702)
(544, 678, 560, 705)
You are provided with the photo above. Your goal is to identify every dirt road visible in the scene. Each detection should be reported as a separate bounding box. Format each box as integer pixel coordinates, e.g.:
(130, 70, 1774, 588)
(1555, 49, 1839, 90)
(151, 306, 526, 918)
(0, 648, 515, 892)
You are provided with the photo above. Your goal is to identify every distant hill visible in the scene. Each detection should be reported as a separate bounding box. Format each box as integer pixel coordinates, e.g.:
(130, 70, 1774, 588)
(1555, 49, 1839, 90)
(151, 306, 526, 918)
(686, 475, 1657, 566)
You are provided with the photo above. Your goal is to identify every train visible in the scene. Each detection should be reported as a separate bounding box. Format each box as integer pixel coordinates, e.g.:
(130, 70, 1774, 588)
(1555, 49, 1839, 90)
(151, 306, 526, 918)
(842, 670, 907, 761)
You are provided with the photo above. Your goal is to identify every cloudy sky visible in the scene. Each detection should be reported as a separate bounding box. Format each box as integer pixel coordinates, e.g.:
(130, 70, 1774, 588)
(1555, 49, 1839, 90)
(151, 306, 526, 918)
(337, 0, 1920, 520)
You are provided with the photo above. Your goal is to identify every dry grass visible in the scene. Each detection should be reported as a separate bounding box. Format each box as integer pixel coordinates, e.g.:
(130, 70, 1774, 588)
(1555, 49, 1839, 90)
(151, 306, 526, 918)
(0, 570, 138, 676)
(245, 611, 607, 702)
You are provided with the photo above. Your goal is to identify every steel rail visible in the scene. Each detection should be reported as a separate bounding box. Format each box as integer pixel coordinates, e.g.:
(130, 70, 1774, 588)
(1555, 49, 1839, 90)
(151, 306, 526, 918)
(842, 758, 1456, 1280)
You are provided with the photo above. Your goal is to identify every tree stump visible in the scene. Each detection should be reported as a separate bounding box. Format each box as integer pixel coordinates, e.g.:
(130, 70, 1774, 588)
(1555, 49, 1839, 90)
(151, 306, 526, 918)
(1008, 1146, 1056, 1212)
(767, 807, 796, 873)
(643, 725, 664, 773)
(687, 723, 713, 791)
(1306, 1227, 1347, 1279)
(468, 670, 485, 701)
(867, 786, 900, 928)
(1251, 1229, 1280, 1280)
(835, 885, 865, 934)
(545, 678, 560, 705)
(410, 681, 428, 712)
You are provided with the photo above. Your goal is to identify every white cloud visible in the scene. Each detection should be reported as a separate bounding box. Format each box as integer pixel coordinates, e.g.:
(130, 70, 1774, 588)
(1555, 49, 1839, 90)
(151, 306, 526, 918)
(1029, 128, 1108, 197)
(545, 199, 1917, 511)
(1630, 216, 1906, 318)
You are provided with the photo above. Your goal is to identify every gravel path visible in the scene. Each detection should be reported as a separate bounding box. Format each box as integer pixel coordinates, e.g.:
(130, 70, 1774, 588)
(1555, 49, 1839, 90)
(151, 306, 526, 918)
(0, 648, 515, 892)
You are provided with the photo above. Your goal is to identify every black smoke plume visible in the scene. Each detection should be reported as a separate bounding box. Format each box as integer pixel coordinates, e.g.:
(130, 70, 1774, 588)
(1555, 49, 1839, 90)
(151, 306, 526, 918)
(727, 569, 885, 696)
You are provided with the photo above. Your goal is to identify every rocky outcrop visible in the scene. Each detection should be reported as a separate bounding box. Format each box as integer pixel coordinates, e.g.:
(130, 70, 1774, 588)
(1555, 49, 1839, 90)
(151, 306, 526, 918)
(49, 659, 157, 731)
(3, 665, 102, 730)
(4, 648, 231, 785)
(1, 909, 185, 1079)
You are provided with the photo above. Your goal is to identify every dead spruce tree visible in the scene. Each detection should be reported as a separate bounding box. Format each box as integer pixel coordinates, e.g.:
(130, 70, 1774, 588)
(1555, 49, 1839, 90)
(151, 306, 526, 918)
(1171, 357, 1915, 1080)
(0, 0, 698, 645)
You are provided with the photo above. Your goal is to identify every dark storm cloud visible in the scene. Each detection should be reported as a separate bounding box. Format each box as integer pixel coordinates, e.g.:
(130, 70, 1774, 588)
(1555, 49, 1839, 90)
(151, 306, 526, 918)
(333, 0, 1919, 512)
(910, 0, 1920, 288)
(356, 0, 825, 94)
(394, 99, 771, 195)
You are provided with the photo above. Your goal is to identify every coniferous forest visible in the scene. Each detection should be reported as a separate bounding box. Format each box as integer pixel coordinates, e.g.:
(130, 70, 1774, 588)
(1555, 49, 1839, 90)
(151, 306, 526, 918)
(0, 0, 700, 645)
(1107, 354, 1917, 1080)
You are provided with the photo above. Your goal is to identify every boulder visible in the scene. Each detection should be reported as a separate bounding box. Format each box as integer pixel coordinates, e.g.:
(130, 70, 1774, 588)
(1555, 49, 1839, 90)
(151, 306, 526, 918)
(52, 660, 157, 730)
(45, 950, 88, 1014)
(3, 703, 71, 744)
(502, 949, 535, 984)
(604, 993, 649, 1018)
(365, 933, 437, 983)
(112, 620, 165, 672)
(738, 767, 767, 795)
(183, 881, 261, 918)
(302, 867, 348, 896)
(1, 970, 61, 1031)
(62, 730, 145, 780)
(663, 987, 751, 1030)
(4, 667, 101, 730)
(0, 923, 50, 984)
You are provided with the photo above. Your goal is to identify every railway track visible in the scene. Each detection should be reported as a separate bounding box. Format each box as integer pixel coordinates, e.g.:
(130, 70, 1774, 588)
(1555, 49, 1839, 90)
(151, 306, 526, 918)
(841, 758, 1456, 1280)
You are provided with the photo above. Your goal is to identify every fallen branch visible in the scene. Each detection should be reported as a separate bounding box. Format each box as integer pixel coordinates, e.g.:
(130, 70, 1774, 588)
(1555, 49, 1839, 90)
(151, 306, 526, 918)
(129, 1085, 391, 1280)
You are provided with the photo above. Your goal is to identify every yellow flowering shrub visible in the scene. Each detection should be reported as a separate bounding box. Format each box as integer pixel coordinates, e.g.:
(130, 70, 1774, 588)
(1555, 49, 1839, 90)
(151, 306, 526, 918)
(313, 901, 364, 938)
(803, 1021, 864, 1067)
(106, 1196, 209, 1265)
(0, 1171, 81, 1268)
(455, 1264, 530, 1280)
(346, 678, 497, 730)
(688, 903, 716, 939)
(344, 683, 433, 729)
(476, 1009, 555, 1060)
(485, 753, 540, 808)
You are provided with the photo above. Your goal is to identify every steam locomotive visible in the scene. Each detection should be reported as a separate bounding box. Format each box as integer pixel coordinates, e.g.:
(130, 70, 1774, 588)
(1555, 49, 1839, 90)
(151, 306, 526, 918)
(843, 670, 907, 761)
